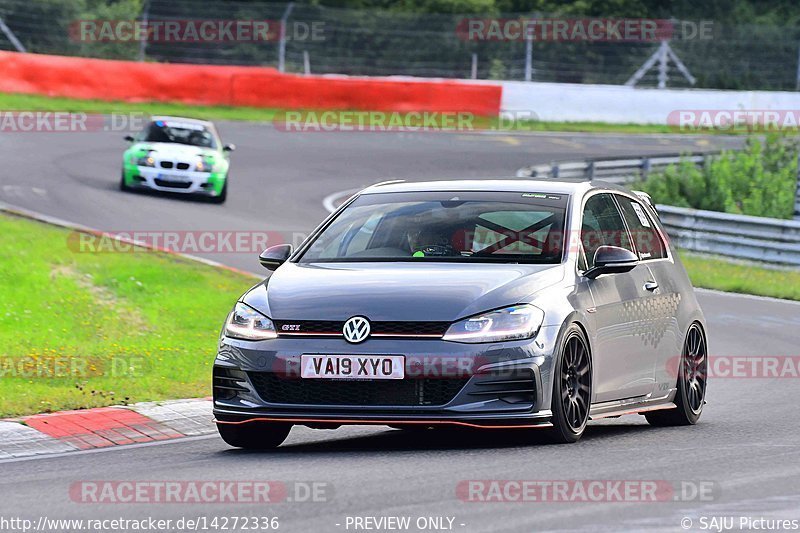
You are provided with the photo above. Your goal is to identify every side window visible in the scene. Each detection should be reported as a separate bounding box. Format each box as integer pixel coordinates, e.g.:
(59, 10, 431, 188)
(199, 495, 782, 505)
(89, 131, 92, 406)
(581, 193, 633, 269)
(616, 195, 667, 260)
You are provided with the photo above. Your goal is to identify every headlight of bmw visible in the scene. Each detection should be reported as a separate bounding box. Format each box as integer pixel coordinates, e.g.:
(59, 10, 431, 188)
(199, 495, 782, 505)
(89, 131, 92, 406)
(224, 303, 277, 340)
(442, 304, 545, 343)
(195, 156, 213, 173)
(133, 154, 155, 167)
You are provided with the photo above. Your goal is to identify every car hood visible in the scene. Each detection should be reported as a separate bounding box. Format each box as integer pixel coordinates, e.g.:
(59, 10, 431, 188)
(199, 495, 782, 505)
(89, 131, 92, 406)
(242, 262, 565, 322)
(131, 142, 218, 158)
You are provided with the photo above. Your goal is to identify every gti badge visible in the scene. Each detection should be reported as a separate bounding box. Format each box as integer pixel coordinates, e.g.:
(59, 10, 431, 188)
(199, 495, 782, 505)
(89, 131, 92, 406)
(343, 316, 371, 343)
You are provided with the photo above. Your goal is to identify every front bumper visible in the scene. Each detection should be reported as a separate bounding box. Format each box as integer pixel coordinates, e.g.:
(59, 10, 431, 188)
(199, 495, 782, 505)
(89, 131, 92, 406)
(123, 164, 225, 195)
(213, 327, 562, 428)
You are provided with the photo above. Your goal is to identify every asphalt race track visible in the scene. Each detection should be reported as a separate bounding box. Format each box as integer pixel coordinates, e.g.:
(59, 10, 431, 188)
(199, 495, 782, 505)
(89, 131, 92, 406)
(4, 125, 800, 532)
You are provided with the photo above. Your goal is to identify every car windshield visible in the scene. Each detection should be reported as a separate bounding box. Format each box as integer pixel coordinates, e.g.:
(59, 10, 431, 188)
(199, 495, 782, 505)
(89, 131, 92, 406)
(299, 191, 568, 264)
(140, 120, 217, 148)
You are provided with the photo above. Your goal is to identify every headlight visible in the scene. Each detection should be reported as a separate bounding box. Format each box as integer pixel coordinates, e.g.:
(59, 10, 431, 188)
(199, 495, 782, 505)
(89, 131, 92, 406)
(442, 304, 545, 343)
(195, 156, 212, 172)
(224, 303, 277, 340)
(134, 154, 155, 167)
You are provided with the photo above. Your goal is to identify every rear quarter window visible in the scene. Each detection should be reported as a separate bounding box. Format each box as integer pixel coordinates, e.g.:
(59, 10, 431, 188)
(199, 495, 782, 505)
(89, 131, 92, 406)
(616, 195, 668, 260)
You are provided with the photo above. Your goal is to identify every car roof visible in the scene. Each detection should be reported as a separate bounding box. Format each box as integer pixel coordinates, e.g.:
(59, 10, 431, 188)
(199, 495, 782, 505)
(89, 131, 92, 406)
(150, 116, 214, 128)
(359, 178, 632, 196)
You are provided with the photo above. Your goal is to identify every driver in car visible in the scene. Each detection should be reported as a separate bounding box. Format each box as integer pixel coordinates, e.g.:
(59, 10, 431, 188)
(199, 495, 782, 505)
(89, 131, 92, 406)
(407, 225, 458, 256)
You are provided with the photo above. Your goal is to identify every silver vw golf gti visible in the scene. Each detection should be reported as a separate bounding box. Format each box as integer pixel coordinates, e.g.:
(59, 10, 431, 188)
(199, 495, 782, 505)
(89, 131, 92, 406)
(214, 179, 708, 448)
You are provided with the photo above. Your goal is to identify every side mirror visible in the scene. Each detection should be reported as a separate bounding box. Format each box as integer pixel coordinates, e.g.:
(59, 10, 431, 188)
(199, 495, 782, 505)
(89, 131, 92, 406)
(584, 245, 638, 279)
(124, 135, 135, 142)
(259, 244, 293, 271)
(223, 143, 236, 152)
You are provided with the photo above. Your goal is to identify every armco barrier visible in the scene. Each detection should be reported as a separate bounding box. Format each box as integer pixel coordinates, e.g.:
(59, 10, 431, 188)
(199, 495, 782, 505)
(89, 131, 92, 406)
(0, 51, 501, 115)
(516, 153, 718, 183)
(657, 205, 800, 266)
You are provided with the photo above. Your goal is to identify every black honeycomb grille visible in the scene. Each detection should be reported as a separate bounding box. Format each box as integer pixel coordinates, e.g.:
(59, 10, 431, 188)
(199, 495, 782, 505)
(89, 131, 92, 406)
(154, 178, 191, 189)
(248, 372, 469, 406)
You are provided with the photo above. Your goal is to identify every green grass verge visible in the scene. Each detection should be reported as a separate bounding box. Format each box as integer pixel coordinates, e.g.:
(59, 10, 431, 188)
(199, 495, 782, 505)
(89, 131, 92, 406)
(0, 213, 257, 417)
(680, 251, 800, 301)
(0, 91, 720, 135)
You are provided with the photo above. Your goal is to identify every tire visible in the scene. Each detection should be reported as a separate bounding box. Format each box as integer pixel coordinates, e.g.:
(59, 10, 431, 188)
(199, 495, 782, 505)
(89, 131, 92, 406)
(119, 169, 131, 192)
(210, 181, 227, 204)
(545, 324, 592, 444)
(217, 422, 291, 449)
(646, 323, 707, 427)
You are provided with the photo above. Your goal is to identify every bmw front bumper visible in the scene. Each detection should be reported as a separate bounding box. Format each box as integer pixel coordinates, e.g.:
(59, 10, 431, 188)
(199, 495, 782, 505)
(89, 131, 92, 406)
(123, 165, 224, 196)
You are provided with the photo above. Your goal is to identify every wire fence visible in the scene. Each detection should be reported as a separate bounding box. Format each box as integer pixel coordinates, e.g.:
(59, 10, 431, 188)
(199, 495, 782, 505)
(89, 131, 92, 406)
(1, 0, 800, 90)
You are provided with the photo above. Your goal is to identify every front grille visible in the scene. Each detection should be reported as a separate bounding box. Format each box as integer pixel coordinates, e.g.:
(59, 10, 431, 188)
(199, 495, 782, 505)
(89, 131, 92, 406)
(248, 372, 469, 407)
(273, 320, 449, 338)
(374, 321, 449, 336)
(176, 162, 190, 170)
(159, 161, 174, 169)
(154, 178, 191, 189)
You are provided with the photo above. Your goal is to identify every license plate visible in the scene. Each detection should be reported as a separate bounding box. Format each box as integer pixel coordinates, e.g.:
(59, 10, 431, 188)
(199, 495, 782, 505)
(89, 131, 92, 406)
(158, 174, 190, 182)
(300, 355, 404, 380)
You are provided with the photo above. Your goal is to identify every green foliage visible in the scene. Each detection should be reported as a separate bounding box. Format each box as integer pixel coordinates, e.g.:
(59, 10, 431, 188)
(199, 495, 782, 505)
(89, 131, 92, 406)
(636, 135, 799, 219)
(488, 58, 506, 79)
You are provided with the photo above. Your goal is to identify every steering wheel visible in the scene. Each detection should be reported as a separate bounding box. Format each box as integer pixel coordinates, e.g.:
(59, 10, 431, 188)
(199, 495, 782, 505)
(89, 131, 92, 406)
(413, 244, 458, 257)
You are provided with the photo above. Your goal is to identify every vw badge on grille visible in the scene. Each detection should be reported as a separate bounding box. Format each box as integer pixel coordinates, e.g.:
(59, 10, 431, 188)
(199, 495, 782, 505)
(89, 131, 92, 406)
(343, 316, 370, 343)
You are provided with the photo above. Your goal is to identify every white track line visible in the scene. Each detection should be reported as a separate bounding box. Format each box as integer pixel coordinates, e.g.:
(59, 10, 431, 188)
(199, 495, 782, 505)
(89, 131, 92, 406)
(322, 188, 361, 213)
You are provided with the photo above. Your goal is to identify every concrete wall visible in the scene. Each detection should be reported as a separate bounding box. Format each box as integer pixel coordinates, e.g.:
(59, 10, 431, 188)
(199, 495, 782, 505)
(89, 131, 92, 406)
(500, 80, 800, 125)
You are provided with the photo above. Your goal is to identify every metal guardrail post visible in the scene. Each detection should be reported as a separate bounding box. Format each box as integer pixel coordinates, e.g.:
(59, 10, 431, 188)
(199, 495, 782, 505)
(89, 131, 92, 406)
(795, 153, 800, 220)
(642, 158, 651, 181)
(0, 17, 26, 53)
(137, 0, 149, 62)
(278, 2, 295, 73)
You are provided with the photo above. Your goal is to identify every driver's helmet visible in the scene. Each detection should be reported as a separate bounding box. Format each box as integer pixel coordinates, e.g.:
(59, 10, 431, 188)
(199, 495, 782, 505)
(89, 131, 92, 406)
(407, 225, 452, 255)
(188, 130, 211, 147)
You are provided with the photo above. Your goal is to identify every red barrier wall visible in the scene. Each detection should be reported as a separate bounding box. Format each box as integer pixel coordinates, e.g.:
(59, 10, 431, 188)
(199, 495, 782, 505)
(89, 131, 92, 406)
(0, 51, 501, 116)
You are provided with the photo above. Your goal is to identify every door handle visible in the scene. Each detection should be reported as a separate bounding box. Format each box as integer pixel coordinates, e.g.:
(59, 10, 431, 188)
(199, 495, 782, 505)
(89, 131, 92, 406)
(644, 281, 659, 292)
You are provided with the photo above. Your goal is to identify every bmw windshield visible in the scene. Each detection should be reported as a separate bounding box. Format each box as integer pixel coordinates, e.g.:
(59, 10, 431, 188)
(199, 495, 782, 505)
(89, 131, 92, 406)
(299, 191, 568, 263)
(139, 120, 218, 148)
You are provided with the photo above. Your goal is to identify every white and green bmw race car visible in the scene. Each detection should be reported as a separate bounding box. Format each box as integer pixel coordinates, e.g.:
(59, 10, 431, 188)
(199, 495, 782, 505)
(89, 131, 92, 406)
(121, 116, 234, 203)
